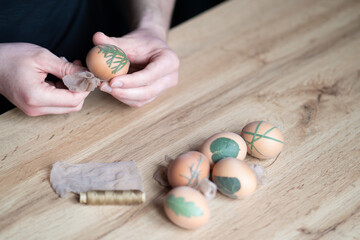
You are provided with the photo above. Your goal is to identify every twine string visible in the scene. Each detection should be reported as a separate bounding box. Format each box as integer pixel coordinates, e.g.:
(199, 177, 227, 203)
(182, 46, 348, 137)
(80, 190, 145, 205)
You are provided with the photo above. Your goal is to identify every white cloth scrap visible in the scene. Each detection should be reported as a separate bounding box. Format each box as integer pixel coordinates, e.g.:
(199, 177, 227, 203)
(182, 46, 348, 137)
(62, 71, 101, 92)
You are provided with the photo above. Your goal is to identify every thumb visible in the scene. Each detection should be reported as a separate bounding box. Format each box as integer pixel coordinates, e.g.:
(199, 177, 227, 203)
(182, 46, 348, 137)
(92, 32, 117, 46)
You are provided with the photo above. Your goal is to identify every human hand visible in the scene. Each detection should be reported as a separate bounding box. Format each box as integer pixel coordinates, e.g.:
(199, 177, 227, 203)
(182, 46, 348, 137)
(92, 29, 179, 107)
(0, 43, 90, 116)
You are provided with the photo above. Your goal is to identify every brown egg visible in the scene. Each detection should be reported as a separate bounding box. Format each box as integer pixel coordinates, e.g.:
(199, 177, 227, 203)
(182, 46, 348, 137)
(164, 186, 210, 229)
(241, 121, 284, 159)
(199, 132, 247, 167)
(167, 151, 210, 189)
(212, 158, 257, 199)
(86, 44, 130, 81)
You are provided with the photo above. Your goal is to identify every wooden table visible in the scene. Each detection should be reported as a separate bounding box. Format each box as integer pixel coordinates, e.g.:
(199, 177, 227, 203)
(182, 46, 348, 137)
(1, 0, 360, 239)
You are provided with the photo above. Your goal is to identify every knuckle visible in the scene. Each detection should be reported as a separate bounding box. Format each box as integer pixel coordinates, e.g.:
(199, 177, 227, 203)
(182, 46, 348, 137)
(34, 48, 51, 60)
(31, 47, 52, 67)
(23, 108, 40, 117)
(60, 62, 74, 77)
(141, 76, 152, 86)
(131, 102, 145, 108)
(69, 97, 83, 107)
(70, 102, 84, 112)
(142, 89, 154, 101)
(165, 49, 180, 70)
(171, 54, 180, 70)
(23, 93, 40, 108)
(169, 74, 179, 88)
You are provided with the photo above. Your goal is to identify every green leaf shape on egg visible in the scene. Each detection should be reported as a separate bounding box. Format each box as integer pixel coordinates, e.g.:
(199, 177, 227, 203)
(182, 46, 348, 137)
(97, 44, 129, 74)
(214, 176, 241, 198)
(210, 137, 240, 163)
(180, 155, 204, 189)
(166, 194, 204, 218)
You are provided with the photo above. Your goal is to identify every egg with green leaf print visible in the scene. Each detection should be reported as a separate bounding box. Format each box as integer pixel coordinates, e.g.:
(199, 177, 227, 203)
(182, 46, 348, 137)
(199, 132, 247, 167)
(212, 158, 257, 199)
(167, 151, 210, 189)
(86, 44, 129, 81)
(241, 121, 284, 159)
(164, 186, 210, 229)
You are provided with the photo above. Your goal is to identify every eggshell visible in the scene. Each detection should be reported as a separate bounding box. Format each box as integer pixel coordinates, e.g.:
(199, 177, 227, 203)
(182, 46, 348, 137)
(212, 158, 257, 199)
(241, 121, 284, 159)
(199, 132, 247, 167)
(164, 186, 210, 229)
(167, 151, 210, 189)
(86, 44, 129, 81)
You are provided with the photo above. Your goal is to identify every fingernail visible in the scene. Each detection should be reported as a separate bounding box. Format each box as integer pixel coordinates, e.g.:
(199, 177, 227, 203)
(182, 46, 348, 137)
(111, 81, 123, 88)
(101, 84, 112, 93)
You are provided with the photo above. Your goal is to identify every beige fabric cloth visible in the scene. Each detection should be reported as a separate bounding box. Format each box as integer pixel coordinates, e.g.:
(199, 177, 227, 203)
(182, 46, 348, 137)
(62, 71, 101, 92)
(50, 161, 144, 198)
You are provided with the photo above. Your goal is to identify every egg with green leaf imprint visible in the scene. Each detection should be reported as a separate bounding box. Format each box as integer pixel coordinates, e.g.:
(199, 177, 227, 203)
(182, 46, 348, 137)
(164, 186, 210, 229)
(199, 132, 247, 167)
(212, 158, 257, 199)
(86, 44, 130, 81)
(167, 151, 210, 189)
(241, 121, 284, 159)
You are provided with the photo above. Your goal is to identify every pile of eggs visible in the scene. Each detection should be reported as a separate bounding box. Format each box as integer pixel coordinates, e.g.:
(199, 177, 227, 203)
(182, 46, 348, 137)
(163, 121, 284, 230)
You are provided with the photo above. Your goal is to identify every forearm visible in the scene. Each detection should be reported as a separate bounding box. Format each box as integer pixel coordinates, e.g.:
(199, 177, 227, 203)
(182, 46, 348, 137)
(122, 0, 176, 40)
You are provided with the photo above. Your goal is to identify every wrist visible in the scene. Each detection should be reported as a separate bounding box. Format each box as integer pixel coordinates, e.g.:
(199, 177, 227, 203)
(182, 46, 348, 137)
(136, 15, 168, 41)
(0, 44, 8, 95)
(126, 0, 175, 42)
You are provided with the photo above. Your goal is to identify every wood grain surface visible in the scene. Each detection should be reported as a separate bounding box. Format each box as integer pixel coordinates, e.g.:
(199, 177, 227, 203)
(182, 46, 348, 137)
(1, 0, 360, 239)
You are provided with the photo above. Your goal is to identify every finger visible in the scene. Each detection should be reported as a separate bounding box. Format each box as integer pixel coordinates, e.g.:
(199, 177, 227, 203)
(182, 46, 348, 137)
(92, 32, 117, 46)
(23, 100, 85, 116)
(40, 51, 86, 79)
(73, 59, 83, 66)
(41, 100, 85, 114)
(32, 82, 90, 108)
(118, 97, 157, 108)
(103, 72, 178, 102)
(92, 32, 132, 58)
(92, 32, 138, 61)
(109, 50, 179, 89)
